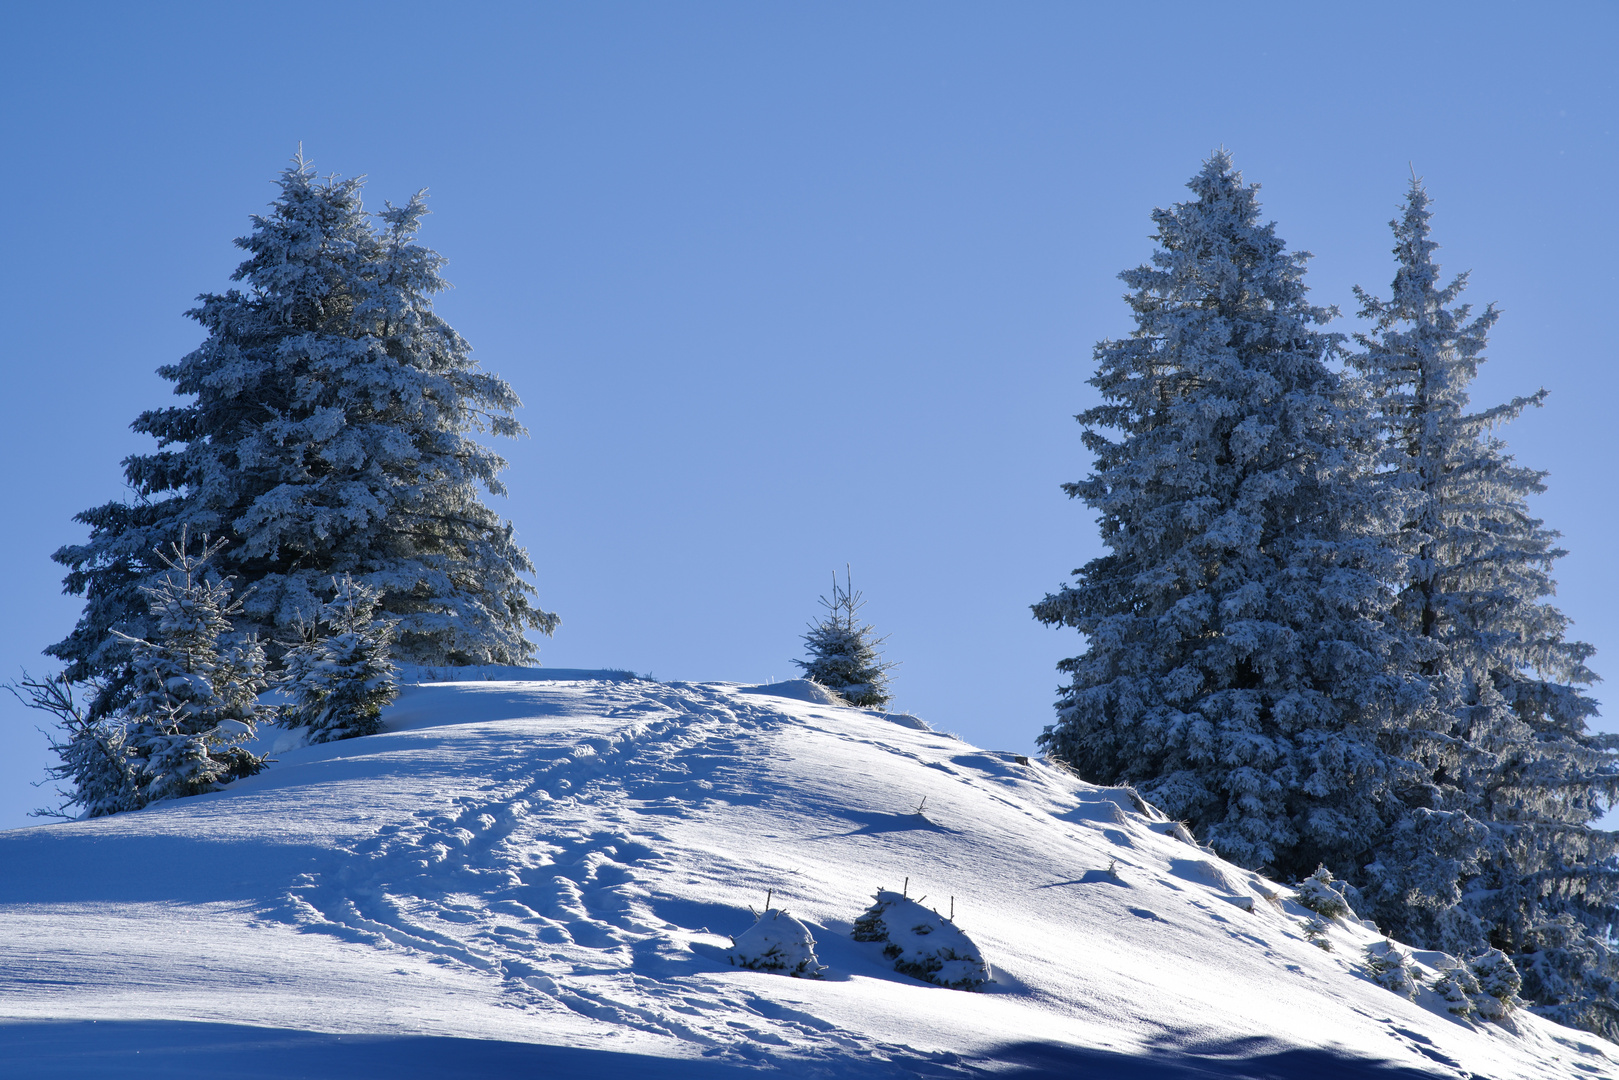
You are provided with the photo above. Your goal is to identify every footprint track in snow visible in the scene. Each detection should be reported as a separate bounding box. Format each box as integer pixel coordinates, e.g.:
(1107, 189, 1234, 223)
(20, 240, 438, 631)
(276, 682, 945, 1071)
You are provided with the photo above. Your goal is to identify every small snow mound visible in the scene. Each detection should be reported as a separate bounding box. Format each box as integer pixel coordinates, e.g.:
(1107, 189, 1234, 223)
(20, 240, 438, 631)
(262, 726, 312, 755)
(739, 679, 847, 706)
(851, 890, 991, 990)
(881, 712, 932, 731)
(728, 908, 826, 978)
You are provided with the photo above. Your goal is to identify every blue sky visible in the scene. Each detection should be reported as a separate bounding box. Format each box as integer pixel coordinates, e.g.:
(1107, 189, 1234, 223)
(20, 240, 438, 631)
(2, 2, 1615, 829)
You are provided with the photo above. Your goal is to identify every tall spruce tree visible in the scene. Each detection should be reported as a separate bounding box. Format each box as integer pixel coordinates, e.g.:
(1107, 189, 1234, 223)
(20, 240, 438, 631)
(1350, 180, 1619, 1036)
(1033, 153, 1435, 879)
(49, 155, 555, 717)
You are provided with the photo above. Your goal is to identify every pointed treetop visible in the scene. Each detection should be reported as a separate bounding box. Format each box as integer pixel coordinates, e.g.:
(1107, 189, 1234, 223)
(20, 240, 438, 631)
(1388, 177, 1446, 310)
(1123, 150, 1333, 332)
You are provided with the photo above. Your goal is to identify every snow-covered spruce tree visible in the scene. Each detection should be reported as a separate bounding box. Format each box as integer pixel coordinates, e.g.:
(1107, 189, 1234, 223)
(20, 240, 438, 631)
(793, 567, 895, 708)
(282, 575, 398, 743)
(1350, 179, 1619, 1036)
(115, 533, 269, 805)
(1032, 153, 1436, 881)
(48, 154, 556, 718)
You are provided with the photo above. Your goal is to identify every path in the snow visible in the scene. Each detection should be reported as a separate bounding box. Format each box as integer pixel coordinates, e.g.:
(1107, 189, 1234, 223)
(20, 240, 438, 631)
(278, 680, 974, 1072)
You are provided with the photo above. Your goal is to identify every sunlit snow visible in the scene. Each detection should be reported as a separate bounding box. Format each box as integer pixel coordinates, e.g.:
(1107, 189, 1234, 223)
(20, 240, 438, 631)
(2, 671, 1615, 1077)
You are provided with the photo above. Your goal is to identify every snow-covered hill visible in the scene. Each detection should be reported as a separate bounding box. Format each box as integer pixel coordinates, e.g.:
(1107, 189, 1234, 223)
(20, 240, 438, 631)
(2, 672, 1615, 1078)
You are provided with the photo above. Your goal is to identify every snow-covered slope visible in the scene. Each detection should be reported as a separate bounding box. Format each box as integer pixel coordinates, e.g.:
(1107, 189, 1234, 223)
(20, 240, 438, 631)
(2, 673, 1615, 1078)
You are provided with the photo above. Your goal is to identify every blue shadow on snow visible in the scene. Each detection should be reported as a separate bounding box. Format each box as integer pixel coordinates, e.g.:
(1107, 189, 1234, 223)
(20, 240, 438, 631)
(804, 809, 959, 840)
(0, 1021, 1466, 1079)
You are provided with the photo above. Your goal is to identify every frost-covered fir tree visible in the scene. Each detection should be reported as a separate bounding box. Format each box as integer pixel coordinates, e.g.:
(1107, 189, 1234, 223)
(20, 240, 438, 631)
(115, 533, 269, 805)
(1032, 153, 1434, 880)
(793, 567, 895, 708)
(1350, 179, 1619, 1036)
(282, 575, 398, 743)
(48, 154, 556, 718)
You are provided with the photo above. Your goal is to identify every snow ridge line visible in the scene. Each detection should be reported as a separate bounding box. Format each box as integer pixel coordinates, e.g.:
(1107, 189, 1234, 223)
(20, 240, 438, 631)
(271, 681, 955, 1071)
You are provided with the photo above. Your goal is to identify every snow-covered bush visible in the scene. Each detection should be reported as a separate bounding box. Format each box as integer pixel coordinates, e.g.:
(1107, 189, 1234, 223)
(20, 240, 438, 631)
(1430, 963, 1482, 1018)
(281, 576, 398, 743)
(1412, 951, 1520, 1023)
(1364, 941, 1418, 999)
(727, 907, 825, 978)
(1292, 865, 1356, 922)
(794, 568, 894, 709)
(851, 890, 990, 990)
(1468, 949, 1523, 1021)
(1301, 917, 1332, 952)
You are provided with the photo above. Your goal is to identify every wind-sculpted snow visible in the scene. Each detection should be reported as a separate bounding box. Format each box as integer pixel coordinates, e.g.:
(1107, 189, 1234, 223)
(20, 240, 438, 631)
(2, 675, 1617, 1078)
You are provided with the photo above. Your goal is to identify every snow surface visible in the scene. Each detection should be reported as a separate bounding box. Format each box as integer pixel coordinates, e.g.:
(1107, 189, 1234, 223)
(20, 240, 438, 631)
(2, 672, 1616, 1078)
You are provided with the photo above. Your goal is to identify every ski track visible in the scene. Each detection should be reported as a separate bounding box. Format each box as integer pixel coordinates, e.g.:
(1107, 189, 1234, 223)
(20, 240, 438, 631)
(273, 682, 974, 1074)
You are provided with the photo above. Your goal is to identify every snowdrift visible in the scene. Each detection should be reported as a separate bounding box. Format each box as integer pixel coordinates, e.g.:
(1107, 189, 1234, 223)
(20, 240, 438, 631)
(1, 673, 1615, 1078)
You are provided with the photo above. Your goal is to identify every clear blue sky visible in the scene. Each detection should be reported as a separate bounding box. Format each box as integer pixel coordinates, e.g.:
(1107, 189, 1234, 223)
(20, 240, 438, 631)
(2, 2, 1615, 829)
